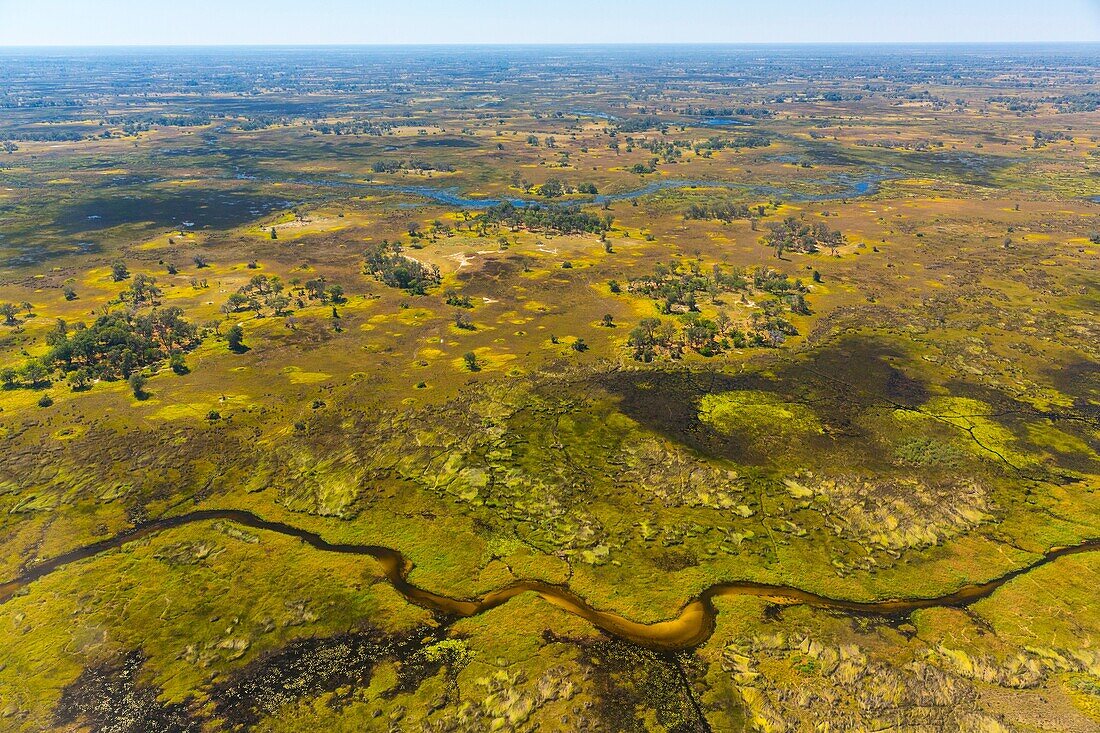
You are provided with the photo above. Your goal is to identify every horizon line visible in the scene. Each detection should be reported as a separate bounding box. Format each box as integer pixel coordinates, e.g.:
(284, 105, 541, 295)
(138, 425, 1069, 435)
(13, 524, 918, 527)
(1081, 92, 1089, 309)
(4, 40, 1100, 49)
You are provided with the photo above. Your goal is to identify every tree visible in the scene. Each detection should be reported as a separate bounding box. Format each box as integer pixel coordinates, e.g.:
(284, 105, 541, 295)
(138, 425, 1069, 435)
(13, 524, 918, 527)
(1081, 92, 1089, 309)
(463, 352, 479, 371)
(45, 319, 68, 349)
(66, 369, 91, 390)
(270, 228, 278, 240)
(271, 295, 291, 316)
(226, 324, 244, 351)
(123, 273, 161, 305)
(111, 261, 130, 282)
(222, 293, 248, 315)
(193, 255, 209, 269)
(601, 314, 615, 327)
(789, 293, 810, 315)
(22, 360, 48, 387)
(454, 311, 475, 330)
(305, 278, 329, 302)
(62, 286, 77, 301)
(539, 178, 564, 198)
(628, 317, 664, 362)
(169, 352, 188, 375)
(129, 372, 148, 399)
(572, 338, 588, 352)
(0, 302, 17, 325)
(28, 307, 197, 385)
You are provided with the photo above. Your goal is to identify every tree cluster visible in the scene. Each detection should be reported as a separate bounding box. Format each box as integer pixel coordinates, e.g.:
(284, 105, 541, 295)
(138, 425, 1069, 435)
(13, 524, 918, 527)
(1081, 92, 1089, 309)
(764, 217, 843, 257)
(624, 264, 811, 360)
(363, 240, 441, 295)
(679, 106, 773, 119)
(1, 308, 200, 390)
(614, 116, 665, 133)
(223, 274, 292, 317)
(477, 203, 612, 236)
(628, 260, 746, 314)
(685, 202, 764, 222)
(701, 134, 772, 151)
(371, 159, 456, 173)
(627, 312, 763, 361)
(312, 121, 389, 136)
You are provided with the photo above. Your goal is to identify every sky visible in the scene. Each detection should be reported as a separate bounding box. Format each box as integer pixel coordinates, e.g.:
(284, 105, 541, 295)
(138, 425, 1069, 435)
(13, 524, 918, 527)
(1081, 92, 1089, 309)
(1, 0, 1099, 46)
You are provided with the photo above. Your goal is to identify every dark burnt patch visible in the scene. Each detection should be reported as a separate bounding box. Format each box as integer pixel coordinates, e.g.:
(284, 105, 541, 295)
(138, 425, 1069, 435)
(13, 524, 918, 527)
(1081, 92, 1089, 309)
(209, 624, 449, 728)
(582, 637, 716, 732)
(600, 337, 932, 465)
(382, 637, 468, 702)
(54, 650, 201, 733)
(56, 190, 291, 235)
(946, 377, 1100, 474)
(1048, 358, 1100, 418)
(600, 369, 759, 463)
(884, 365, 930, 406)
(411, 137, 480, 148)
(652, 549, 701, 573)
(779, 337, 928, 412)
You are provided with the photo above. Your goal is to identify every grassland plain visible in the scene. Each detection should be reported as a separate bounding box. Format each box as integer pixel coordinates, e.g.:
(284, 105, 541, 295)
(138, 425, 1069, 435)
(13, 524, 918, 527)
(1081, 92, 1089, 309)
(0, 45, 1098, 731)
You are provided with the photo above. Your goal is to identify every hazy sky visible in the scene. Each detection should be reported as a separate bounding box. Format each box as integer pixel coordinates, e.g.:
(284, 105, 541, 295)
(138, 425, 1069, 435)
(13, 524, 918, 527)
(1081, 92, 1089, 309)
(2, 0, 1099, 45)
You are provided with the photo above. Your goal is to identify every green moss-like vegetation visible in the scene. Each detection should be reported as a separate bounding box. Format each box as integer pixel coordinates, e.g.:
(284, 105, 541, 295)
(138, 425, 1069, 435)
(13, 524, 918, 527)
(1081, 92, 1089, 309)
(699, 389, 823, 442)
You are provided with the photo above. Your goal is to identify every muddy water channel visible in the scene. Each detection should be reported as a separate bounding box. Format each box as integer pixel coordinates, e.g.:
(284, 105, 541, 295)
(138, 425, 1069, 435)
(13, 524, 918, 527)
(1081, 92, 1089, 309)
(1, 509, 1095, 651)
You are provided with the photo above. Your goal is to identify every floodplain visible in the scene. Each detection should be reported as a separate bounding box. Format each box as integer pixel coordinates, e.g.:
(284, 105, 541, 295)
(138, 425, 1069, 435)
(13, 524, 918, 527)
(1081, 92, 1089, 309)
(0, 44, 1098, 731)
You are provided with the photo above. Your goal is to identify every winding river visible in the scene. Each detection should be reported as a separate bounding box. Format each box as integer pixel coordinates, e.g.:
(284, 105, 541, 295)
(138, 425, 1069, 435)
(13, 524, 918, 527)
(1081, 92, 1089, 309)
(1, 509, 1095, 651)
